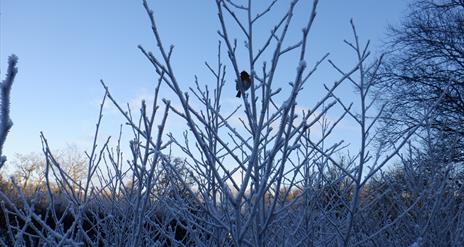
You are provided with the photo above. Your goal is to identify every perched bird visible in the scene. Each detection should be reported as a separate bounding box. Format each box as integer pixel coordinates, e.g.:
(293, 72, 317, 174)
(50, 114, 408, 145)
(236, 71, 252, 98)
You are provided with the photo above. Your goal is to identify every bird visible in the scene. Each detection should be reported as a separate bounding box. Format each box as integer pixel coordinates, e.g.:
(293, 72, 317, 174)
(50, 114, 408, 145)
(236, 71, 251, 98)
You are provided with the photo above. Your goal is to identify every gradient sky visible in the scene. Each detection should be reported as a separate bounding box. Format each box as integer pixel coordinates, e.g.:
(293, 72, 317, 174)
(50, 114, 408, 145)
(0, 0, 410, 169)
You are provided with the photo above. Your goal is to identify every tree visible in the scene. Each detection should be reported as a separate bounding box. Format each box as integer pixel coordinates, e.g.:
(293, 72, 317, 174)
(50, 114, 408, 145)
(12, 153, 45, 191)
(8, 145, 86, 192)
(375, 0, 464, 160)
(55, 144, 87, 183)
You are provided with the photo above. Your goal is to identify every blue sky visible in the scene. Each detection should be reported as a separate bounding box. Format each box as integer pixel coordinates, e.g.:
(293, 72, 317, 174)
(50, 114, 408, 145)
(0, 1, 410, 165)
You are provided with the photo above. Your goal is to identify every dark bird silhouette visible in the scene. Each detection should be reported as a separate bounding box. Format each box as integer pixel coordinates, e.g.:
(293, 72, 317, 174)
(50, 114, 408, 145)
(236, 71, 251, 98)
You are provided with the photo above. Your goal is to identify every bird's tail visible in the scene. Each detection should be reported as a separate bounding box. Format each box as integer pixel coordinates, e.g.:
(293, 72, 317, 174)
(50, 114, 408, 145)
(236, 91, 241, 98)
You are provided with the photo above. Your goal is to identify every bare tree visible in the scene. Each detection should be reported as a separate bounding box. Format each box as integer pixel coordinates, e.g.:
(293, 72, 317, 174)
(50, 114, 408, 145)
(7, 145, 86, 192)
(11, 153, 45, 191)
(375, 0, 464, 160)
(55, 144, 87, 183)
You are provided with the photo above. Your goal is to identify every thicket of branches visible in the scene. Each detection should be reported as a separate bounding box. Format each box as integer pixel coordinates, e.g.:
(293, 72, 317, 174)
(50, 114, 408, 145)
(0, 0, 463, 246)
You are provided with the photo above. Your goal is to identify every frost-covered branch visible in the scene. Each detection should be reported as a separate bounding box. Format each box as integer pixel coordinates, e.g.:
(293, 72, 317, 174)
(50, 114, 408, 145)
(0, 55, 18, 169)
